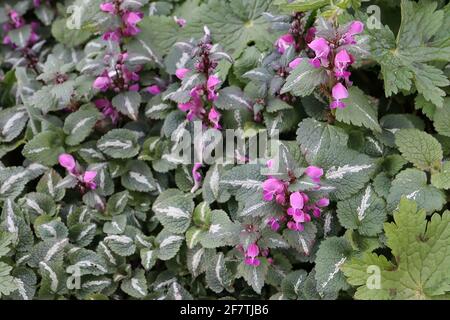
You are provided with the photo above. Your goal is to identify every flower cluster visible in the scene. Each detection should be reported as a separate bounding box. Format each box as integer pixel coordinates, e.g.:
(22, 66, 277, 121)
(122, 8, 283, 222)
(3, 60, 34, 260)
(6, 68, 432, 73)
(275, 12, 316, 55)
(175, 29, 222, 130)
(307, 21, 364, 109)
(262, 165, 329, 233)
(100, 0, 144, 41)
(2, 10, 40, 48)
(58, 153, 98, 191)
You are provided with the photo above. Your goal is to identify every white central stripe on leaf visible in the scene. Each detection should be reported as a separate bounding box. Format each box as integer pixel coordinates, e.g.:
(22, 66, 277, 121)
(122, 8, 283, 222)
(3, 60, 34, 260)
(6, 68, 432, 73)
(27, 147, 49, 154)
(5, 199, 17, 234)
(124, 96, 136, 120)
(45, 238, 68, 262)
(227, 94, 251, 108)
(406, 190, 419, 200)
(221, 179, 262, 189)
(99, 140, 132, 149)
(105, 235, 133, 244)
(77, 224, 96, 241)
(191, 248, 204, 273)
(321, 257, 347, 289)
(129, 172, 153, 188)
(131, 278, 146, 296)
(71, 117, 94, 134)
(215, 254, 224, 286)
(357, 186, 372, 221)
(160, 235, 184, 248)
(2, 111, 26, 135)
(188, 229, 202, 248)
(156, 206, 189, 219)
(40, 262, 58, 292)
(172, 282, 182, 300)
(15, 279, 29, 300)
(209, 224, 221, 234)
(325, 164, 372, 180)
(1, 171, 29, 193)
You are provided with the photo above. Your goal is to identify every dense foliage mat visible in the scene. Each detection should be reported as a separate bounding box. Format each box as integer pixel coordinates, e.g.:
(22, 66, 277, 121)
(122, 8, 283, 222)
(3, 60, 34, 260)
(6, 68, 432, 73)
(0, 0, 449, 300)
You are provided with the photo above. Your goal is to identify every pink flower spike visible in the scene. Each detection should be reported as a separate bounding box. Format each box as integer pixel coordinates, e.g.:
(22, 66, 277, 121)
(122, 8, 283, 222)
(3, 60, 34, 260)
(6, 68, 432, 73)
(307, 38, 330, 68)
(275, 34, 294, 54)
(93, 75, 111, 91)
(123, 11, 143, 27)
(100, 2, 115, 13)
(59, 154, 76, 173)
(290, 192, 304, 210)
(330, 83, 349, 109)
(262, 178, 285, 202)
(288, 57, 302, 69)
(175, 68, 190, 80)
(207, 75, 221, 101)
(305, 166, 324, 183)
(316, 198, 330, 207)
(267, 217, 280, 231)
(208, 107, 221, 129)
(342, 21, 364, 44)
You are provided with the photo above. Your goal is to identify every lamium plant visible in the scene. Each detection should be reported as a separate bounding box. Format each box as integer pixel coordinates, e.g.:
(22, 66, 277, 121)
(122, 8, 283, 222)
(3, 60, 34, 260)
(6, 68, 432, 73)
(0, 0, 449, 301)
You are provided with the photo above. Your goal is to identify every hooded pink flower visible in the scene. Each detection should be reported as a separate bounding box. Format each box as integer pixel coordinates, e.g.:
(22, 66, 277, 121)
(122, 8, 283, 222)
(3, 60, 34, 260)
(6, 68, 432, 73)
(10, 11, 25, 28)
(262, 178, 286, 204)
(305, 27, 316, 44)
(147, 85, 161, 95)
(316, 198, 330, 207)
(191, 163, 203, 193)
(330, 83, 349, 109)
(208, 107, 221, 129)
(206, 75, 220, 101)
(244, 243, 261, 266)
(275, 34, 294, 54)
(93, 75, 111, 91)
(95, 99, 120, 124)
(174, 16, 186, 27)
(305, 166, 323, 183)
(175, 68, 190, 80)
(100, 2, 115, 14)
(342, 21, 364, 45)
(33, 0, 41, 7)
(267, 217, 280, 231)
(59, 154, 76, 174)
(178, 87, 206, 121)
(82, 171, 97, 190)
(308, 38, 330, 68)
(102, 29, 121, 42)
(289, 57, 302, 69)
(334, 49, 353, 82)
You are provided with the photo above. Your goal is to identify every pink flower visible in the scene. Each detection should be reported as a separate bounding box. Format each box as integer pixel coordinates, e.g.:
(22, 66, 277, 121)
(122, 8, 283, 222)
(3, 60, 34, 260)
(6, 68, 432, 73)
(287, 192, 304, 214)
(316, 198, 330, 207)
(275, 34, 294, 54)
(305, 27, 316, 44)
(334, 49, 353, 82)
(191, 163, 202, 193)
(207, 75, 221, 101)
(10, 11, 24, 28)
(267, 217, 280, 231)
(342, 21, 364, 45)
(102, 30, 121, 42)
(305, 166, 324, 183)
(33, 0, 41, 7)
(59, 154, 76, 174)
(174, 16, 186, 27)
(93, 75, 111, 91)
(95, 99, 120, 124)
(147, 85, 161, 95)
(123, 11, 143, 27)
(82, 171, 97, 190)
(244, 243, 261, 266)
(175, 68, 190, 80)
(208, 107, 221, 129)
(100, 2, 115, 14)
(288, 57, 302, 69)
(330, 83, 349, 109)
(308, 38, 330, 68)
(262, 178, 286, 203)
(178, 87, 206, 121)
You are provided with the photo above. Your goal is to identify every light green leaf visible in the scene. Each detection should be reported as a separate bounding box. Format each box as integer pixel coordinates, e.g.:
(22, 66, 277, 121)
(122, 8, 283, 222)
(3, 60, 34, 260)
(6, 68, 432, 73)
(237, 259, 269, 294)
(22, 130, 65, 166)
(112, 91, 142, 121)
(97, 129, 140, 159)
(280, 59, 327, 97)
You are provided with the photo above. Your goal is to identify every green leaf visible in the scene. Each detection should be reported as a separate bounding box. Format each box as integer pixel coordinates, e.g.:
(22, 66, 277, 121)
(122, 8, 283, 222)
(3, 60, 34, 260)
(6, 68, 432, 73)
(112, 91, 142, 121)
(280, 59, 327, 97)
(315, 237, 352, 296)
(395, 129, 443, 171)
(156, 229, 184, 261)
(283, 223, 317, 256)
(97, 129, 140, 159)
(121, 269, 148, 299)
(276, 0, 328, 12)
(336, 87, 381, 133)
(103, 214, 127, 235)
(104, 235, 136, 257)
(431, 161, 450, 190)
(387, 168, 445, 214)
(0, 262, 17, 298)
(152, 189, 194, 234)
(281, 270, 308, 299)
(200, 210, 239, 248)
(140, 248, 157, 271)
(366, 0, 450, 107)
(0, 106, 28, 143)
(296, 118, 348, 163)
(63, 105, 101, 146)
(51, 18, 91, 47)
(343, 198, 450, 299)
(433, 98, 450, 137)
(36, 170, 65, 201)
(205, 252, 233, 294)
(22, 130, 65, 166)
(182, 0, 277, 58)
(337, 185, 387, 236)
(121, 160, 156, 192)
(237, 259, 269, 294)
